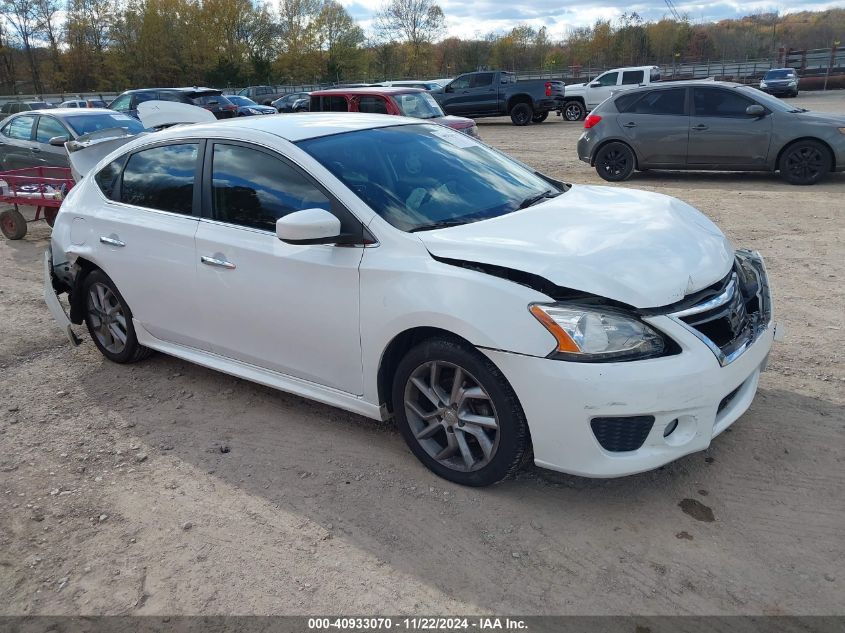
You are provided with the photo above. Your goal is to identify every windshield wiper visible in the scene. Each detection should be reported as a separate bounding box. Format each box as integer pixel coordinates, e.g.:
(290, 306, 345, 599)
(409, 219, 470, 232)
(519, 190, 561, 209)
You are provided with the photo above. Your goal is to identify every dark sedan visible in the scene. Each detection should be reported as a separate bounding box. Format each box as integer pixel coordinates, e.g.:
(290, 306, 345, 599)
(0, 108, 145, 170)
(760, 68, 799, 97)
(226, 95, 277, 116)
(577, 81, 845, 185)
(272, 92, 310, 113)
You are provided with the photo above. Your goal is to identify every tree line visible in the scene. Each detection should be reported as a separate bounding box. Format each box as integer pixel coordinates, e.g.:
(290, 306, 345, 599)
(1, 0, 843, 95)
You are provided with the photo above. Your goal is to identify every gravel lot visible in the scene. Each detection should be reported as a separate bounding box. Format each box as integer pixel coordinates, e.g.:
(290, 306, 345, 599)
(1, 91, 843, 616)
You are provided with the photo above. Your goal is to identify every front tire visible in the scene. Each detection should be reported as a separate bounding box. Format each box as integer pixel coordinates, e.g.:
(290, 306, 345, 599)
(562, 100, 585, 121)
(392, 338, 530, 487)
(595, 142, 636, 182)
(82, 270, 152, 363)
(778, 139, 831, 185)
(509, 102, 533, 126)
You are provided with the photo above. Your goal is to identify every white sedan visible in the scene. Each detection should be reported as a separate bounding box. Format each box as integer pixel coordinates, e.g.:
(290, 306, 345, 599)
(45, 113, 775, 486)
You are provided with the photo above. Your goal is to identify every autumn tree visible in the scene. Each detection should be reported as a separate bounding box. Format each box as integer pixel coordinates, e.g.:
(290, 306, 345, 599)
(376, 0, 444, 76)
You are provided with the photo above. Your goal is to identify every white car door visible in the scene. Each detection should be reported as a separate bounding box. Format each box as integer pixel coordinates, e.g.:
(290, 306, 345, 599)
(586, 71, 620, 108)
(193, 140, 365, 395)
(88, 141, 202, 347)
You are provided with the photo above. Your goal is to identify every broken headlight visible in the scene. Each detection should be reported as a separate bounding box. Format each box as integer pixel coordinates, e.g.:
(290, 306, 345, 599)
(529, 304, 666, 361)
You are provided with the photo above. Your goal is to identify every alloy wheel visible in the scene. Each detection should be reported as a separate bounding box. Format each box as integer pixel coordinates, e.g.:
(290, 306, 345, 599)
(785, 146, 824, 182)
(564, 104, 583, 121)
(86, 282, 128, 354)
(403, 361, 500, 472)
(600, 148, 629, 177)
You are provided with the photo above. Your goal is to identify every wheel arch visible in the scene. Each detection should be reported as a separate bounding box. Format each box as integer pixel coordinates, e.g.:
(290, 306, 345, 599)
(774, 136, 836, 172)
(377, 326, 476, 416)
(590, 137, 640, 168)
(67, 256, 102, 324)
(506, 93, 533, 112)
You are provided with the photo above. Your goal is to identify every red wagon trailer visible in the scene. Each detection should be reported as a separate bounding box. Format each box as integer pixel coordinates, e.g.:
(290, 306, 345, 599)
(0, 166, 75, 240)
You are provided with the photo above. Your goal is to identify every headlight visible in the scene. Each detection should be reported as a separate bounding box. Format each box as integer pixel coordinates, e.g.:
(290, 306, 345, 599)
(838, 127, 845, 135)
(760, 82, 768, 87)
(247, 107, 262, 114)
(529, 304, 666, 361)
(789, 80, 797, 86)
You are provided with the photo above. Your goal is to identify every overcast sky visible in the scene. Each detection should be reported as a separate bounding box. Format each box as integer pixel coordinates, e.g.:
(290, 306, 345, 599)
(339, 0, 842, 40)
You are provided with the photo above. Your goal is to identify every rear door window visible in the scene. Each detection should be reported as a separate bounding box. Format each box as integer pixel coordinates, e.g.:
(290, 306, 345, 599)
(357, 96, 389, 114)
(6, 115, 36, 140)
(120, 143, 199, 215)
(314, 96, 348, 112)
(621, 70, 644, 85)
(625, 88, 686, 115)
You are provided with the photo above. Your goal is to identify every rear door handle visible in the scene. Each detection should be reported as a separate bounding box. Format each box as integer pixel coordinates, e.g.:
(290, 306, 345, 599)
(692, 124, 709, 131)
(622, 122, 637, 128)
(201, 255, 236, 270)
(99, 236, 125, 247)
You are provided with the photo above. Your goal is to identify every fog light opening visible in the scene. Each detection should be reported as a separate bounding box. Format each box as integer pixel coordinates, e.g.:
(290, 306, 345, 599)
(663, 419, 679, 438)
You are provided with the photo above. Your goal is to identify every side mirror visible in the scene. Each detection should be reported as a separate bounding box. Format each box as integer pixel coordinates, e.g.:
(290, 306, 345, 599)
(49, 135, 69, 146)
(590, 82, 602, 88)
(276, 208, 341, 245)
(444, 85, 453, 93)
(746, 104, 765, 117)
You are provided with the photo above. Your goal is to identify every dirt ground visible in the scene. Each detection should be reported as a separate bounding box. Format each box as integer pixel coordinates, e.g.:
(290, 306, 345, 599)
(1, 91, 843, 616)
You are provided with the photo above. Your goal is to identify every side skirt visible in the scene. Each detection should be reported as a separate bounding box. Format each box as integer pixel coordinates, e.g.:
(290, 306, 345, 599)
(133, 320, 385, 421)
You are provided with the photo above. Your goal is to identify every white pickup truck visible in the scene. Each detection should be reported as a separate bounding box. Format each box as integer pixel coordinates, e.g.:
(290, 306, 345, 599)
(560, 65, 662, 121)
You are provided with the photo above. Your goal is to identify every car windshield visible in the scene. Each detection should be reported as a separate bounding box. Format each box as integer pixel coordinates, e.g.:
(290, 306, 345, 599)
(765, 70, 795, 79)
(229, 96, 256, 106)
(737, 86, 801, 113)
(65, 113, 146, 136)
(394, 92, 444, 119)
(298, 124, 562, 232)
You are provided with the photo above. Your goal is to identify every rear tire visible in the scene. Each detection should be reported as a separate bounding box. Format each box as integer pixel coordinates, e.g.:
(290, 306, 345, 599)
(778, 139, 831, 185)
(45, 208, 58, 227)
(595, 142, 636, 182)
(391, 338, 530, 487)
(562, 100, 585, 121)
(1, 207, 27, 240)
(531, 112, 548, 123)
(510, 103, 533, 126)
(82, 269, 152, 364)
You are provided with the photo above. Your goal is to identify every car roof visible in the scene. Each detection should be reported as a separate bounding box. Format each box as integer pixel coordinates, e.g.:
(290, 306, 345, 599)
(149, 112, 420, 143)
(119, 87, 221, 95)
(311, 87, 425, 96)
(613, 80, 744, 95)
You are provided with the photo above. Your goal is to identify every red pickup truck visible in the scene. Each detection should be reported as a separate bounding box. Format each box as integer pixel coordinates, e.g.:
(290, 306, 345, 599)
(308, 87, 480, 137)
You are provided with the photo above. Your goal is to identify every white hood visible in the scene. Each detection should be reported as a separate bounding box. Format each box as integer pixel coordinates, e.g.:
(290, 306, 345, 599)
(417, 184, 734, 309)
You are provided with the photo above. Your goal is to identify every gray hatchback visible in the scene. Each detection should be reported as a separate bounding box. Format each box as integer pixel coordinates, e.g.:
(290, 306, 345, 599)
(577, 81, 845, 185)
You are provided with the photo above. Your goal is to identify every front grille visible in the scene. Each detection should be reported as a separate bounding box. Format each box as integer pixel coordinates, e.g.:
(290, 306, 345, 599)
(717, 384, 742, 415)
(590, 416, 655, 452)
(670, 251, 771, 366)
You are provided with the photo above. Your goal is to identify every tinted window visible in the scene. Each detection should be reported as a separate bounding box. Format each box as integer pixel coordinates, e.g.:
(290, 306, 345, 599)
(596, 72, 618, 87)
(358, 96, 389, 114)
(121, 143, 197, 214)
(133, 92, 157, 106)
(314, 96, 348, 112)
(450, 76, 471, 90)
(626, 88, 685, 115)
(470, 73, 494, 88)
(621, 70, 644, 85)
(109, 94, 131, 111)
(765, 69, 796, 79)
(95, 157, 126, 200)
(156, 91, 185, 103)
(6, 115, 35, 140)
(299, 124, 558, 233)
(614, 92, 642, 113)
(211, 144, 331, 231)
(35, 116, 68, 143)
(694, 88, 755, 117)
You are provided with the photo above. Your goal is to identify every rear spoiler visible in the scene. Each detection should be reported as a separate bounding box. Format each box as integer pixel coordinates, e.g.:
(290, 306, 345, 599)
(65, 101, 215, 181)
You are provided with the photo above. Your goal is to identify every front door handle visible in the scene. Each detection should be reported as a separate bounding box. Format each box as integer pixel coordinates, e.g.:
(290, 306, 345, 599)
(201, 255, 236, 270)
(99, 236, 125, 247)
(692, 124, 709, 131)
(622, 122, 637, 128)
(30, 147, 41, 153)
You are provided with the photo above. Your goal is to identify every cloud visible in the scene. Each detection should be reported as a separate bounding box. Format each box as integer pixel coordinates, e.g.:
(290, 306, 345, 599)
(337, 0, 839, 39)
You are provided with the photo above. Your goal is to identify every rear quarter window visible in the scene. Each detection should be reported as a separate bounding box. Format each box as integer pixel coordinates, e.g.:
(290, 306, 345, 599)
(95, 156, 127, 200)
